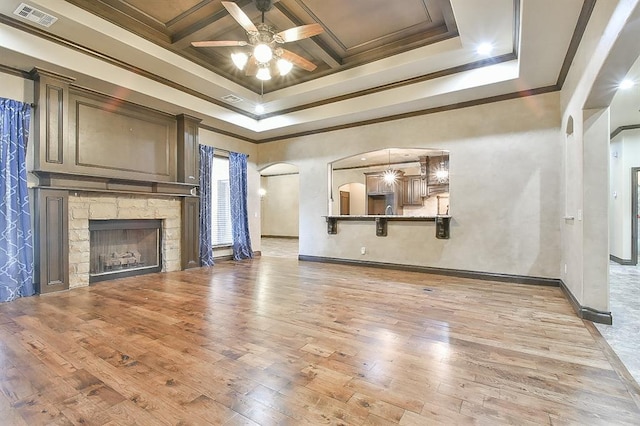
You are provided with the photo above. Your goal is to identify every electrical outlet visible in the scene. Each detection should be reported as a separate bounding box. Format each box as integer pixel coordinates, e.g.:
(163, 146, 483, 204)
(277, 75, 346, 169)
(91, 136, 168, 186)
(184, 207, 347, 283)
(361, 247, 366, 255)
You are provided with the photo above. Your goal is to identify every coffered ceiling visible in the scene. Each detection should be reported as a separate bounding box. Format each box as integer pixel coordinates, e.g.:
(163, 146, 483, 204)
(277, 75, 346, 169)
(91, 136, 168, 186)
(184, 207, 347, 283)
(63, 0, 459, 94)
(0, 0, 603, 141)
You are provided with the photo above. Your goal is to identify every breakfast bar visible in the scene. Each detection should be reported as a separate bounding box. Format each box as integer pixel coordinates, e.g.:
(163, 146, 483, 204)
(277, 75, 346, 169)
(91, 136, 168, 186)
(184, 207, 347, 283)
(324, 215, 451, 238)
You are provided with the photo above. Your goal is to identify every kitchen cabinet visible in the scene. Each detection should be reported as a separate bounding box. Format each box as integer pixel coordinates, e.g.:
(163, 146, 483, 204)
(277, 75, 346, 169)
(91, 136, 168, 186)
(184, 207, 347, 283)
(402, 175, 425, 206)
(366, 173, 395, 194)
(426, 154, 449, 196)
(365, 172, 403, 215)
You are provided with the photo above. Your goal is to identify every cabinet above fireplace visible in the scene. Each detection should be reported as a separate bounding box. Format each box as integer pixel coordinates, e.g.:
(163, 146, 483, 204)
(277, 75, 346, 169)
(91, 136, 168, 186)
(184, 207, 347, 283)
(30, 68, 200, 190)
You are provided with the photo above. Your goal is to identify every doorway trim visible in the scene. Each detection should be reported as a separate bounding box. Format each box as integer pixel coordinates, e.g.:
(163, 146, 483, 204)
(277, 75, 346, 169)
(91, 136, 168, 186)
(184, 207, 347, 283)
(632, 167, 639, 266)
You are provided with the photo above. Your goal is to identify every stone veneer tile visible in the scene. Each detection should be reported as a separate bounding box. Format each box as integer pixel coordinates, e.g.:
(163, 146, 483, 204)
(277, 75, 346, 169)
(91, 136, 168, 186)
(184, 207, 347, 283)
(67, 193, 182, 289)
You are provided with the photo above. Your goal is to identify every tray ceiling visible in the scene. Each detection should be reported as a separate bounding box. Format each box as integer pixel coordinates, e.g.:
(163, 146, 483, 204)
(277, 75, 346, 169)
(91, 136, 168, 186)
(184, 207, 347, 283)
(64, 0, 458, 93)
(0, 0, 597, 140)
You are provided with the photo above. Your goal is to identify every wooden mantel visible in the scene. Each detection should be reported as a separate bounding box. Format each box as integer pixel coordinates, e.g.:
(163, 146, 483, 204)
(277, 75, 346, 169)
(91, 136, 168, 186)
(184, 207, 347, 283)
(35, 171, 198, 197)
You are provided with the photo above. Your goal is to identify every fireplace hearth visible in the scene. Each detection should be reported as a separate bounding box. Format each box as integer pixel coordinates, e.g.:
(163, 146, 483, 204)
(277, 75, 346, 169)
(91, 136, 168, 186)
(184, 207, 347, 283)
(89, 219, 162, 283)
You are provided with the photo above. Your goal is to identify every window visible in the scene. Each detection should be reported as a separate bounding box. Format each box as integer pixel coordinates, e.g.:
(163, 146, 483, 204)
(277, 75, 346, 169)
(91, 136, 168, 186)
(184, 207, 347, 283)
(212, 156, 232, 246)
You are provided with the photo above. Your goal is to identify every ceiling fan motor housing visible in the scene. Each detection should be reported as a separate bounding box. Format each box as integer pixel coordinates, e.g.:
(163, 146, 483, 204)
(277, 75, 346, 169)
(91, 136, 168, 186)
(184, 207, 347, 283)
(254, 0, 273, 12)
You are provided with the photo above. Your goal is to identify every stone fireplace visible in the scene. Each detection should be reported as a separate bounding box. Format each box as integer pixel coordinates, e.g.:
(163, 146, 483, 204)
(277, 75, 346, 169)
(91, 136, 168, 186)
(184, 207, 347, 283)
(30, 69, 201, 294)
(67, 193, 182, 288)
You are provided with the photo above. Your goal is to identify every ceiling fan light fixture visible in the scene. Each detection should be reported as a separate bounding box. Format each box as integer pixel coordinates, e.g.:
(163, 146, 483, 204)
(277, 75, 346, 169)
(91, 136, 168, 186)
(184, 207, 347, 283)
(231, 52, 248, 70)
(253, 43, 273, 63)
(276, 58, 293, 76)
(256, 66, 271, 81)
(193, 1, 324, 82)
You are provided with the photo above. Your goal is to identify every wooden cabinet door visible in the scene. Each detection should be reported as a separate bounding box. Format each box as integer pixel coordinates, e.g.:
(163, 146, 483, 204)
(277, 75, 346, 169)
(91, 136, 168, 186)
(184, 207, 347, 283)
(35, 189, 69, 293)
(410, 177, 423, 205)
(366, 174, 381, 193)
(402, 176, 424, 206)
(177, 114, 201, 185)
(181, 197, 200, 269)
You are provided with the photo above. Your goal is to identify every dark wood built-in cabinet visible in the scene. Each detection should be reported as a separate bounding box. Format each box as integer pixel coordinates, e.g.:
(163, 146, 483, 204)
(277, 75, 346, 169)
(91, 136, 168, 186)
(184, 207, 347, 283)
(30, 68, 203, 291)
(176, 114, 202, 270)
(177, 114, 201, 185)
(31, 68, 74, 172)
(34, 189, 69, 294)
(181, 197, 200, 269)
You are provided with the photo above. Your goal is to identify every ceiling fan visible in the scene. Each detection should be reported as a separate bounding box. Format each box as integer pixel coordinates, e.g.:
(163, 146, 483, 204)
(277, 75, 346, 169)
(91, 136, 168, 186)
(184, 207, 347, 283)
(191, 0, 324, 80)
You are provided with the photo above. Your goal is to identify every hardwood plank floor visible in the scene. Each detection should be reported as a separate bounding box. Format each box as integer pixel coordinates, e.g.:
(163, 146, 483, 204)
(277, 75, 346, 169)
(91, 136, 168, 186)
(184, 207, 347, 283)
(1, 257, 639, 425)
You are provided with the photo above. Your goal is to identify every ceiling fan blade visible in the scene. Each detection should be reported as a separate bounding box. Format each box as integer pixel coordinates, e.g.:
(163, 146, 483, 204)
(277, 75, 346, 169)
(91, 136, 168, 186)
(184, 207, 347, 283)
(221, 1, 258, 33)
(276, 23, 323, 43)
(280, 49, 317, 71)
(245, 56, 258, 76)
(191, 40, 248, 47)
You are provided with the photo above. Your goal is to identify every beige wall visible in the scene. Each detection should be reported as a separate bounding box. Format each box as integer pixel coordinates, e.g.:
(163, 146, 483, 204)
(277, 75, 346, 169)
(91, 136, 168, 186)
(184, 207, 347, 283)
(260, 173, 300, 237)
(560, 0, 640, 313)
(259, 92, 562, 278)
(610, 129, 640, 260)
(0, 73, 33, 103)
(1, 73, 36, 184)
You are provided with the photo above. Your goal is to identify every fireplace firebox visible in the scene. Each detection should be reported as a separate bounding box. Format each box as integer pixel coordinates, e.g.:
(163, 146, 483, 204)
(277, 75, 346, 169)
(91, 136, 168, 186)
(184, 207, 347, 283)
(89, 219, 162, 283)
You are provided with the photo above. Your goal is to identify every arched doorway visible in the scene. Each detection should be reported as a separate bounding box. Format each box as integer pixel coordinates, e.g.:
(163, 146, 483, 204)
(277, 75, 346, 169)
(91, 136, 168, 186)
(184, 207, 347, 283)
(259, 163, 299, 258)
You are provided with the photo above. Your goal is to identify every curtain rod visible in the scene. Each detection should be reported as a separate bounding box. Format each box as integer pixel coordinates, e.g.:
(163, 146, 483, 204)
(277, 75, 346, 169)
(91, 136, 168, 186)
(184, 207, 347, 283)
(212, 146, 249, 158)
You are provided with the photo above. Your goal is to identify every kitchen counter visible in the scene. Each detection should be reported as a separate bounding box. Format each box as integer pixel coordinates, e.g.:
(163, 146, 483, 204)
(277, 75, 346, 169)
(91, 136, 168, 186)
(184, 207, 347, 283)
(325, 215, 446, 221)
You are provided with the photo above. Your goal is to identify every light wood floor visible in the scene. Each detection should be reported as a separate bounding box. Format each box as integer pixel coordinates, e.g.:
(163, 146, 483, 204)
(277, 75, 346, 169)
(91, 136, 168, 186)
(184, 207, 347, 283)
(1, 257, 640, 425)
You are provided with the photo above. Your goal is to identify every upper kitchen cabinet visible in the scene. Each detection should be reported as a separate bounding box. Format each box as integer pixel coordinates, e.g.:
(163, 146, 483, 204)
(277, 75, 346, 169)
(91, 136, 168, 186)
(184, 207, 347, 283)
(402, 175, 425, 206)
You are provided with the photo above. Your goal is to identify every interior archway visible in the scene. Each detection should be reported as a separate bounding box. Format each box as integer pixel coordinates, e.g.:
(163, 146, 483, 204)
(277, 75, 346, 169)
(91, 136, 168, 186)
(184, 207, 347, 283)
(259, 163, 300, 258)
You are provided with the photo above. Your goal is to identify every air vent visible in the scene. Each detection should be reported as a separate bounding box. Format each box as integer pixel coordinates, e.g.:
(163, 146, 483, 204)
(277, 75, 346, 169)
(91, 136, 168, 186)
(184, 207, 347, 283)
(13, 3, 58, 27)
(221, 94, 243, 104)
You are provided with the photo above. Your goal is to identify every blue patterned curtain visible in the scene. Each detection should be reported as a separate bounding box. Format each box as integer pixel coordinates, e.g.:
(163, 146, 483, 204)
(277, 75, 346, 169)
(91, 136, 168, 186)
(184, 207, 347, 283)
(229, 152, 253, 260)
(199, 144, 214, 266)
(0, 98, 34, 302)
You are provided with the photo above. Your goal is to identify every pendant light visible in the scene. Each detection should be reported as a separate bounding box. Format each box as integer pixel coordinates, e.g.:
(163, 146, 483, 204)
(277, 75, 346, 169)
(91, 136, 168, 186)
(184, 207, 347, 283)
(434, 151, 449, 184)
(382, 149, 398, 185)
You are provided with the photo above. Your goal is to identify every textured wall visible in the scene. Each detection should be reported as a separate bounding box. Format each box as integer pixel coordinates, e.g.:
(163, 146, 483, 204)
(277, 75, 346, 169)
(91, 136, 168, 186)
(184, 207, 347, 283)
(610, 130, 640, 261)
(260, 173, 300, 237)
(259, 92, 562, 278)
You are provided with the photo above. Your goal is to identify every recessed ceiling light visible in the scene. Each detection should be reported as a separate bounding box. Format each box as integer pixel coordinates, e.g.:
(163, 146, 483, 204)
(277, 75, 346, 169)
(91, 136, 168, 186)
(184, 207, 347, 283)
(255, 104, 264, 114)
(360, 157, 366, 161)
(619, 79, 635, 90)
(477, 42, 493, 55)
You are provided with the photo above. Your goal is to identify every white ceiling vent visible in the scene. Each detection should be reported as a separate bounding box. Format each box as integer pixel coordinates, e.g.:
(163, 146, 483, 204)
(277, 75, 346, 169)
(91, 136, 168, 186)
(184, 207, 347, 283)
(13, 3, 58, 28)
(221, 94, 243, 104)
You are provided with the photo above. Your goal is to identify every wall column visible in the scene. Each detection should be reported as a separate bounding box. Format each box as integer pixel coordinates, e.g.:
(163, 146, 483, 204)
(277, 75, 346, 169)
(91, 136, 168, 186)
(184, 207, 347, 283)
(582, 107, 610, 318)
